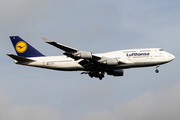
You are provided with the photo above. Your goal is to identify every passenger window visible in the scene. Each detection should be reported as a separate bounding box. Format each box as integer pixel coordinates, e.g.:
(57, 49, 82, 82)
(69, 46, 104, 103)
(159, 49, 163, 51)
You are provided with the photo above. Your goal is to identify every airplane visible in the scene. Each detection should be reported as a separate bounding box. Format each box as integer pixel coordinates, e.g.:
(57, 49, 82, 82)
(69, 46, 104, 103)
(7, 36, 175, 80)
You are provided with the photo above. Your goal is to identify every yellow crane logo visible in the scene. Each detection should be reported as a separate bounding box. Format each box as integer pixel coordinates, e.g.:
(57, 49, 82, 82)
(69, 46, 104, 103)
(15, 41, 27, 53)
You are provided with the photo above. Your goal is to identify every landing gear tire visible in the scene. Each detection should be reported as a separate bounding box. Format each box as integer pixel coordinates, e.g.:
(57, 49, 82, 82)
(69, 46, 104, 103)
(99, 71, 104, 80)
(155, 69, 159, 73)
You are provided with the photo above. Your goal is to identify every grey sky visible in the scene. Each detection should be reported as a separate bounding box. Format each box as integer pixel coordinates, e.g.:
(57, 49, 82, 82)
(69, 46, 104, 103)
(0, 0, 180, 120)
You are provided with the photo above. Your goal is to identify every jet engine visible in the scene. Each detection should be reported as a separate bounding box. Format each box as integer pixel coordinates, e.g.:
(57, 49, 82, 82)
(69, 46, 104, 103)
(102, 58, 119, 66)
(106, 69, 124, 76)
(73, 51, 92, 59)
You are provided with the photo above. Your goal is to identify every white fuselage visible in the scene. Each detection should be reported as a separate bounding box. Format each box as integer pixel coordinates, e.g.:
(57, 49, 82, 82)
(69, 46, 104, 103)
(15, 48, 175, 71)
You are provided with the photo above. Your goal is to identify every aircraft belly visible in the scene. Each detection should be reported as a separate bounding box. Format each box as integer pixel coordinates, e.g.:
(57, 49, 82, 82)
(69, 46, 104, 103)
(54, 62, 84, 71)
(25, 61, 84, 71)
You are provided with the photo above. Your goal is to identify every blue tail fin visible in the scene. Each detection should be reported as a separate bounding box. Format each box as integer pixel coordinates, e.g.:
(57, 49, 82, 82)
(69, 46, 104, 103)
(10, 36, 44, 57)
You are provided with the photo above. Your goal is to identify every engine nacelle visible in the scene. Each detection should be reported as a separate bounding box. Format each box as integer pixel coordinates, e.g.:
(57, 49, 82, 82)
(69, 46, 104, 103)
(73, 51, 92, 59)
(106, 69, 124, 76)
(103, 58, 119, 66)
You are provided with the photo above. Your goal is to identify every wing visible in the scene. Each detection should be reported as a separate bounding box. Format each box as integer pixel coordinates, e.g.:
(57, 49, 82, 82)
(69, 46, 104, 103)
(42, 37, 101, 60)
(42, 38, 132, 80)
(42, 38, 128, 68)
(42, 37, 78, 53)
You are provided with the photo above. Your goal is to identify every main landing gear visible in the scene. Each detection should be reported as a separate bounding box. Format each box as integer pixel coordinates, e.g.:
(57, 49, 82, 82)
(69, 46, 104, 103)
(98, 71, 105, 80)
(155, 65, 159, 73)
(88, 71, 105, 80)
(81, 71, 105, 80)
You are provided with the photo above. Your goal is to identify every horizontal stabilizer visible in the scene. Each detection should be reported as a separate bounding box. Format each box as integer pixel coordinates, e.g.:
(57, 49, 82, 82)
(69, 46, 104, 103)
(7, 54, 35, 62)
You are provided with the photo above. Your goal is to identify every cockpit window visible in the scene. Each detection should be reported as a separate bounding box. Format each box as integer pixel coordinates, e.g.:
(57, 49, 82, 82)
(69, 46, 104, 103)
(159, 49, 163, 51)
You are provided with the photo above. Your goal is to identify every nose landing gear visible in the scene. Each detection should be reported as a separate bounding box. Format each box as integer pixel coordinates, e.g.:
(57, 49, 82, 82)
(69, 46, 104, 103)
(155, 65, 159, 73)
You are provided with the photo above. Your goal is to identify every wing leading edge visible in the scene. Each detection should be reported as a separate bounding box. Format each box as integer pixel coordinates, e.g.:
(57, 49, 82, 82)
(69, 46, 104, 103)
(42, 37, 78, 53)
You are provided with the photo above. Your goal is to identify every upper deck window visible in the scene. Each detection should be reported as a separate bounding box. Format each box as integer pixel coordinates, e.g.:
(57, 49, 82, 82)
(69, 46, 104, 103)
(123, 51, 136, 53)
(140, 50, 151, 52)
(159, 49, 163, 51)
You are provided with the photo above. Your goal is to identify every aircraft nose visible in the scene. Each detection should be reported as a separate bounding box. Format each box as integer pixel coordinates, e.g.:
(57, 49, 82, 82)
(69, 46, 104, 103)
(167, 54, 175, 61)
(171, 54, 175, 60)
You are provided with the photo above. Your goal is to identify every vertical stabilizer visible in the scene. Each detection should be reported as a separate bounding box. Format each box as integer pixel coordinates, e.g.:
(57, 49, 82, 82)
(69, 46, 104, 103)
(10, 36, 44, 57)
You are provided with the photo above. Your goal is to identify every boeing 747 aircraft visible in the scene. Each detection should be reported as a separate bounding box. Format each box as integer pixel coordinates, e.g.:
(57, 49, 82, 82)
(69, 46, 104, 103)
(7, 36, 175, 80)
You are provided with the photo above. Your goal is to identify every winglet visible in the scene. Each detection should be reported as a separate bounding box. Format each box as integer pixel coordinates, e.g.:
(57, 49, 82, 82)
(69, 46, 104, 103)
(42, 37, 51, 43)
